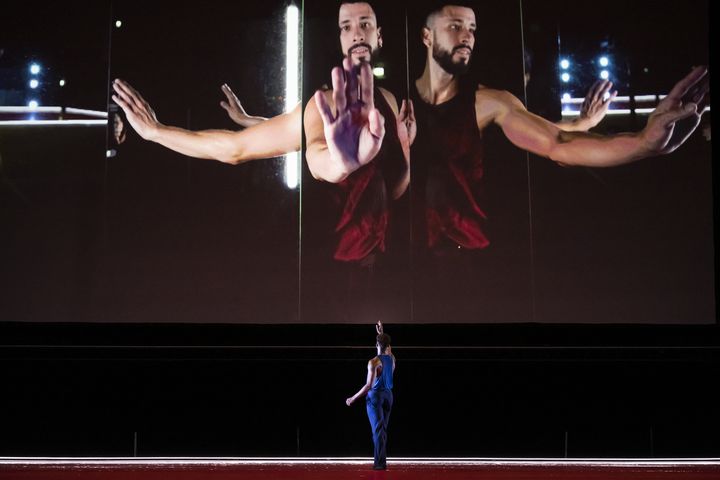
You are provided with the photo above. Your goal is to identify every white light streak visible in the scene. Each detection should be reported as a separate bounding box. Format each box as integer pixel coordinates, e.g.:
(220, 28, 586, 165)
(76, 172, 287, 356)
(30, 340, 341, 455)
(65, 107, 108, 118)
(284, 4, 300, 190)
(0, 106, 60, 113)
(0, 120, 107, 126)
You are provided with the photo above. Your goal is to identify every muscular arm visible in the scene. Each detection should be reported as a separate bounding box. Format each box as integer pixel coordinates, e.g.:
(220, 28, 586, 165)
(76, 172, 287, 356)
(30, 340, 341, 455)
(112, 79, 300, 164)
(152, 107, 300, 164)
(346, 359, 378, 406)
(478, 67, 708, 167)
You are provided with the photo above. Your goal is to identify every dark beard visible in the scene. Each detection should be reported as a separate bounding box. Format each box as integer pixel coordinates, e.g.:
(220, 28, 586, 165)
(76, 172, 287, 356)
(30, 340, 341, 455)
(432, 44, 471, 75)
(347, 43, 381, 64)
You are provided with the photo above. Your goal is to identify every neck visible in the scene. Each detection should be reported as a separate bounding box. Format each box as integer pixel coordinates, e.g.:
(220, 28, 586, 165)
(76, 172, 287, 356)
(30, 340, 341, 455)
(416, 55, 459, 105)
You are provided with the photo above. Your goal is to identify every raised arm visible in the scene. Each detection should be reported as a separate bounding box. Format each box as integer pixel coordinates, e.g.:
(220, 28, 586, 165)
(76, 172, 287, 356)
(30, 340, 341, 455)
(112, 79, 300, 164)
(479, 66, 708, 167)
(346, 359, 378, 406)
(304, 58, 386, 183)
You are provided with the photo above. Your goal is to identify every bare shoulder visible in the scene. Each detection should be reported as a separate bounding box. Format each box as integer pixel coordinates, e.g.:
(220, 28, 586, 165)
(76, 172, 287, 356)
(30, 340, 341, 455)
(378, 87, 399, 116)
(475, 85, 524, 108)
(475, 85, 525, 128)
(368, 356, 382, 367)
(304, 89, 333, 121)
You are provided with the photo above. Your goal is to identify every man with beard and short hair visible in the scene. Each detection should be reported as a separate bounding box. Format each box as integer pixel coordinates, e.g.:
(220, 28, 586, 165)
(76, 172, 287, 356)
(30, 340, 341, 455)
(411, 2, 708, 255)
(305, 0, 414, 262)
(115, 1, 414, 264)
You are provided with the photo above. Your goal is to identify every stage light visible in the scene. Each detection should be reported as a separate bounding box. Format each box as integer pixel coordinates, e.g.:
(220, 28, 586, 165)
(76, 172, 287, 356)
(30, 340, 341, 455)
(28, 100, 39, 108)
(600, 70, 609, 79)
(599, 56, 609, 67)
(560, 59, 570, 70)
(30, 63, 41, 75)
(284, 4, 300, 190)
(59, 79, 66, 87)
(29, 79, 39, 89)
(562, 93, 571, 101)
(373, 67, 385, 78)
(561, 73, 570, 83)
(603, 91, 611, 101)
(115, 20, 122, 28)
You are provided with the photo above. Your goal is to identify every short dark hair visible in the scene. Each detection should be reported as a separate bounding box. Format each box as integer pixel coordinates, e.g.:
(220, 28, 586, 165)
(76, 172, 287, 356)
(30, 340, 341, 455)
(376, 333, 391, 352)
(339, 0, 378, 13)
(338, 0, 383, 25)
(424, 1, 476, 28)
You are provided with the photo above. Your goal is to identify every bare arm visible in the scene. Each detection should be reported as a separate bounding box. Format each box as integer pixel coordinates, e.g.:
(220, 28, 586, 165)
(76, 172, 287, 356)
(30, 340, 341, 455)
(479, 67, 709, 167)
(375, 321, 395, 373)
(346, 359, 378, 406)
(112, 79, 300, 164)
(305, 59, 385, 183)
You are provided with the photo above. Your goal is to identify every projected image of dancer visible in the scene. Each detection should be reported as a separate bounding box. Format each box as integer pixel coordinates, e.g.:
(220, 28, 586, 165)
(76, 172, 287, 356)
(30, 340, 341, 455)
(411, 2, 709, 255)
(346, 321, 395, 470)
(112, 1, 415, 265)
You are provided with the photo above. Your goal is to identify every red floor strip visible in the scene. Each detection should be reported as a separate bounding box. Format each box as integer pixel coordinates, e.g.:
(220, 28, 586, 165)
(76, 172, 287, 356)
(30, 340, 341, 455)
(1, 459, 719, 480)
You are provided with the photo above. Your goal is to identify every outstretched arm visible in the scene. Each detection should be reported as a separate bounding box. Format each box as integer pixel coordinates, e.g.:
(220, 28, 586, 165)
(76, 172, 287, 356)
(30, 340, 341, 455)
(112, 79, 300, 164)
(220, 83, 268, 128)
(555, 80, 617, 132)
(481, 66, 709, 167)
(346, 360, 377, 406)
(305, 58, 386, 183)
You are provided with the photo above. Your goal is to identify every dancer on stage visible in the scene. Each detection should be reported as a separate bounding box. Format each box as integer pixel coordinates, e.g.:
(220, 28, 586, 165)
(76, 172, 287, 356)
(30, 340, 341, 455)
(346, 321, 395, 470)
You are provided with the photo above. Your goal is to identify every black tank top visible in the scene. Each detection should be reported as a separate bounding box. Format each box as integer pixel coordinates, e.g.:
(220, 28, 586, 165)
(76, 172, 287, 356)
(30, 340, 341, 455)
(410, 81, 489, 250)
(332, 87, 406, 261)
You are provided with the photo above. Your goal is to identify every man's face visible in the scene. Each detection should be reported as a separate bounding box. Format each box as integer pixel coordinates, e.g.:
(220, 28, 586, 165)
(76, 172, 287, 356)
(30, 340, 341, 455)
(428, 6, 476, 75)
(338, 2, 382, 65)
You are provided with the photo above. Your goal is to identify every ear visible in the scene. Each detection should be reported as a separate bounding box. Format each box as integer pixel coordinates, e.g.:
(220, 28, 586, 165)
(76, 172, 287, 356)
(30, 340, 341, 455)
(377, 26, 383, 49)
(422, 26, 432, 48)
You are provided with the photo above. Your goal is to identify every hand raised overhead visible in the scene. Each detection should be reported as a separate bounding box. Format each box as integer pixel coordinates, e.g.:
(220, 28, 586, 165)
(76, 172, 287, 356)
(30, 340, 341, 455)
(642, 66, 709, 155)
(314, 58, 386, 173)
